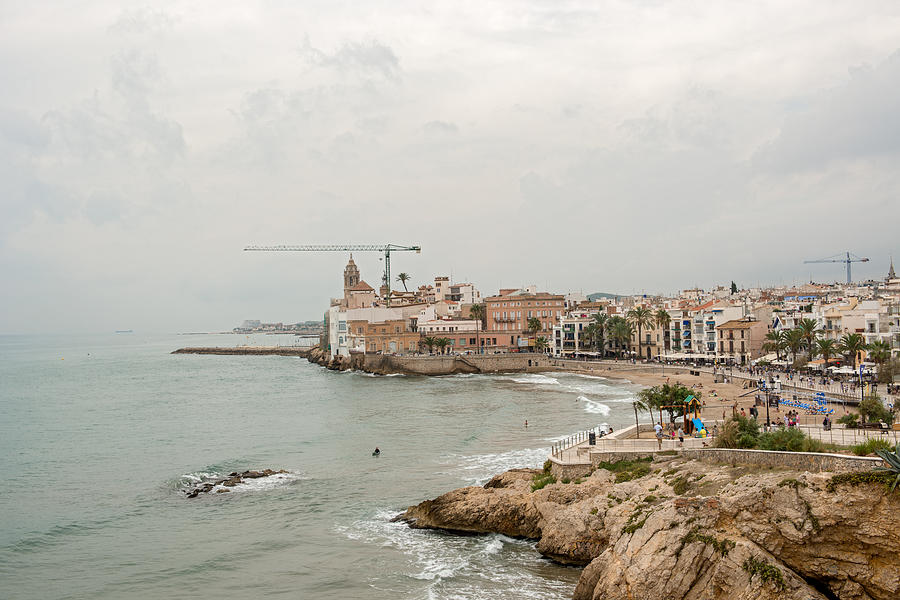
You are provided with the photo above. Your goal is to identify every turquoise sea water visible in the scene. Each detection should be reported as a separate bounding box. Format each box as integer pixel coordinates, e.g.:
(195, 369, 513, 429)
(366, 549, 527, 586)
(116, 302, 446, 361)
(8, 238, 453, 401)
(0, 333, 642, 599)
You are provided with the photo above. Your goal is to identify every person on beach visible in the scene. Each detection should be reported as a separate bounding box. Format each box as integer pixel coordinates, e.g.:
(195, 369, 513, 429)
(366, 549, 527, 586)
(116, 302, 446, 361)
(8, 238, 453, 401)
(677, 426, 684, 446)
(524, 420, 528, 428)
(373, 447, 380, 456)
(655, 422, 663, 449)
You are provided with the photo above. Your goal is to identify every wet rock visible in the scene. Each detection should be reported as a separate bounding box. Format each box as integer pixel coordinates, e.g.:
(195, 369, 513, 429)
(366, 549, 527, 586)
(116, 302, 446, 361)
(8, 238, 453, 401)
(184, 469, 288, 498)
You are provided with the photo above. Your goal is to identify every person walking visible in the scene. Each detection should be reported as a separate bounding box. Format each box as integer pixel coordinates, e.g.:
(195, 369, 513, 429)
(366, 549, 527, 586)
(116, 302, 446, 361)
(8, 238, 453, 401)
(677, 426, 685, 447)
(655, 422, 663, 450)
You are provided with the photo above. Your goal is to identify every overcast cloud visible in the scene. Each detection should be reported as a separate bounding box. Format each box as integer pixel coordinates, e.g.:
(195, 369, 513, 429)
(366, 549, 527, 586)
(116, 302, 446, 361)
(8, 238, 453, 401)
(2, 1, 899, 333)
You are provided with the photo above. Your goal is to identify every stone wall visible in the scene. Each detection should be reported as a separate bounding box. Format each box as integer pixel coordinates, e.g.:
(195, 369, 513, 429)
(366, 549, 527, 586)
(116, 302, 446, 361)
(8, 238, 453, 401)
(682, 448, 883, 473)
(361, 353, 552, 375)
(549, 447, 882, 479)
(547, 455, 594, 480)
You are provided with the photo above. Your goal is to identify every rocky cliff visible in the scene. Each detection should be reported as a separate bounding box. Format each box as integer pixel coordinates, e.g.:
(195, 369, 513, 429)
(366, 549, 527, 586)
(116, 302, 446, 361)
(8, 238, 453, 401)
(396, 457, 900, 600)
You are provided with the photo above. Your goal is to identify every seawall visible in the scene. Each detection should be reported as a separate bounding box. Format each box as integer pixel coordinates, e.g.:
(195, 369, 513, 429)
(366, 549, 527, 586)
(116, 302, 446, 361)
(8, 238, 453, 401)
(308, 346, 553, 375)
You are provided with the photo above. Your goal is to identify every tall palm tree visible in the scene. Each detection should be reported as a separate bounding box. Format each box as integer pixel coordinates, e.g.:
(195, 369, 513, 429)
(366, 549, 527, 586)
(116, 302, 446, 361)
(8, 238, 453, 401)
(535, 336, 549, 353)
(435, 337, 450, 355)
(608, 317, 634, 359)
(784, 328, 804, 362)
(591, 312, 608, 355)
(797, 318, 820, 357)
(583, 323, 598, 353)
(527, 317, 542, 335)
(423, 336, 436, 354)
(815, 338, 837, 365)
(839, 333, 866, 367)
(867, 340, 892, 365)
(469, 303, 486, 328)
(626, 307, 654, 360)
(762, 330, 787, 360)
(655, 309, 672, 351)
(632, 396, 650, 433)
(396, 272, 411, 292)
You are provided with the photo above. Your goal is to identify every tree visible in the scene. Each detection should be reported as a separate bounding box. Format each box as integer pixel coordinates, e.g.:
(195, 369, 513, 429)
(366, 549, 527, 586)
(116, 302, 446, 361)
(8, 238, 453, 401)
(632, 396, 649, 434)
(527, 317, 542, 335)
(867, 340, 892, 365)
(608, 316, 634, 358)
(469, 303, 486, 329)
(784, 328, 804, 362)
(815, 338, 837, 365)
(583, 323, 598, 353)
(435, 337, 450, 354)
(396, 272, 411, 292)
(654, 309, 671, 351)
(626, 306, 654, 360)
(423, 336, 436, 353)
(838, 333, 866, 367)
(591, 312, 608, 354)
(535, 336, 549, 353)
(762, 330, 787, 361)
(796, 318, 819, 356)
(858, 394, 892, 426)
(730, 281, 738, 294)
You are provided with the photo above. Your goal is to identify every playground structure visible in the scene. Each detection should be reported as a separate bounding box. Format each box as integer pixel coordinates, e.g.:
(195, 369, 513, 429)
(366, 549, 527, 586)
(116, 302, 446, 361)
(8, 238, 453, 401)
(661, 395, 706, 435)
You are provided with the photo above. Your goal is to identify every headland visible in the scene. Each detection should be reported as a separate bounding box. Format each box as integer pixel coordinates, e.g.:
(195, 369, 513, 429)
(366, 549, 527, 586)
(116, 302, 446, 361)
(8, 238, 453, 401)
(395, 453, 899, 600)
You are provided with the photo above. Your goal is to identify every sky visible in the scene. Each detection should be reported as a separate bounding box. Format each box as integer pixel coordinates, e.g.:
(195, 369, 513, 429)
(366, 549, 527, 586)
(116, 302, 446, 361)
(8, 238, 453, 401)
(2, 0, 900, 333)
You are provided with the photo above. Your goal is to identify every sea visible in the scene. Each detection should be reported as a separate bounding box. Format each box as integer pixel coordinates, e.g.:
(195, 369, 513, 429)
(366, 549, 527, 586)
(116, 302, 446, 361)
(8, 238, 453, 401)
(0, 333, 643, 600)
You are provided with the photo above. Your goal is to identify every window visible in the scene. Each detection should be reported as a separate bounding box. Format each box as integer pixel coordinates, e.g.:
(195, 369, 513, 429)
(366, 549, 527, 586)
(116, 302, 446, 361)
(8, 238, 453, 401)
(357, 327, 363, 334)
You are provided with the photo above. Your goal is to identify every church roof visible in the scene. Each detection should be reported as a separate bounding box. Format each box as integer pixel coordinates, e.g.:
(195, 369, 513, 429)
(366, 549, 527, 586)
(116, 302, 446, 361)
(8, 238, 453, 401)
(348, 280, 374, 292)
(889, 257, 897, 280)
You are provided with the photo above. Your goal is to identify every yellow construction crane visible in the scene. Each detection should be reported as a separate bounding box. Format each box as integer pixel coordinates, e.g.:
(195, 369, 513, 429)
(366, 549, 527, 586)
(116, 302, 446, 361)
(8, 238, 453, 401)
(244, 244, 421, 306)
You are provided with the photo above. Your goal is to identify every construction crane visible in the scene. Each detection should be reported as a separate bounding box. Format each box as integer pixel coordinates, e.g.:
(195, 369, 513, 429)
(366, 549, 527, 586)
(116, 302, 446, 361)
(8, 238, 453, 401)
(804, 252, 869, 284)
(244, 244, 421, 306)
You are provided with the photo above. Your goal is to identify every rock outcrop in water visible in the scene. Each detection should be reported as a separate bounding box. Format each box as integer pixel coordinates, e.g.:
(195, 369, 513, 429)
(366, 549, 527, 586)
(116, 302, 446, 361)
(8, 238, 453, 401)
(395, 457, 900, 600)
(185, 469, 288, 498)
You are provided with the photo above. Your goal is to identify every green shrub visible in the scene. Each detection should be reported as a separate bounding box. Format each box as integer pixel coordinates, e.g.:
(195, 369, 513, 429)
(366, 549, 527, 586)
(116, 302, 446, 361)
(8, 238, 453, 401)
(531, 473, 556, 492)
(681, 527, 735, 556)
(837, 413, 859, 428)
(598, 458, 652, 483)
(671, 475, 690, 495)
(850, 438, 893, 456)
(758, 428, 825, 453)
(742, 556, 785, 590)
(542, 459, 553, 474)
(826, 470, 896, 493)
(777, 478, 807, 489)
(715, 416, 760, 449)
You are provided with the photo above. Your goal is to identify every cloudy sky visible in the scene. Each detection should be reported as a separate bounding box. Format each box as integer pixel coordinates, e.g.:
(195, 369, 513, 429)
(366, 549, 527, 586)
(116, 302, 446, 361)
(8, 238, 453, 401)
(2, 1, 899, 333)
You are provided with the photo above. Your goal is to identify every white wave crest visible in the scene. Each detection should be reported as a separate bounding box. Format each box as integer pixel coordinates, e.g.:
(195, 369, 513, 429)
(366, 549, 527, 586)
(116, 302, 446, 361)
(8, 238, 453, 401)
(578, 396, 611, 415)
(447, 447, 549, 485)
(509, 374, 559, 386)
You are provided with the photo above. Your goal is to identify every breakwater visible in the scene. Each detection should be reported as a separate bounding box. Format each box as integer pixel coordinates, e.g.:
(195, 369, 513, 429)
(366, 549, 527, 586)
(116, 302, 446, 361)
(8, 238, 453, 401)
(172, 346, 312, 357)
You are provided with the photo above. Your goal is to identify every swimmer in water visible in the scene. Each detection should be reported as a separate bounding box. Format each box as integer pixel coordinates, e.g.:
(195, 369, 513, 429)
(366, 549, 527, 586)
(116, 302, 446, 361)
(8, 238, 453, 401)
(372, 447, 380, 456)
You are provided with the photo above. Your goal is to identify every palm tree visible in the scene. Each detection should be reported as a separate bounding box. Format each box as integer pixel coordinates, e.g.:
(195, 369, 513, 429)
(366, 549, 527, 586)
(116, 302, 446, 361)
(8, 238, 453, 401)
(655, 309, 671, 351)
(423, 336, 436, 354)
(435, 337, 450, 355)
(632, 396, 649, 434)
(535, 336, 549, 353)
(396, 272, 411, 292)
(608, 316, 634, 359)
(839, 333, 866, 367)
(583, 323, 598, 353)
(627, 307, 654, 360)
(867, 340, 892, 365)
(784, 329, 804, 362)
(762, 330, 787, 360)
(527, 316, 542, 335)
(591, 313, 608, 355)
(797, 318, 820, 357)
(469, 303, 486, 328)
(815, 338, 838, 366)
